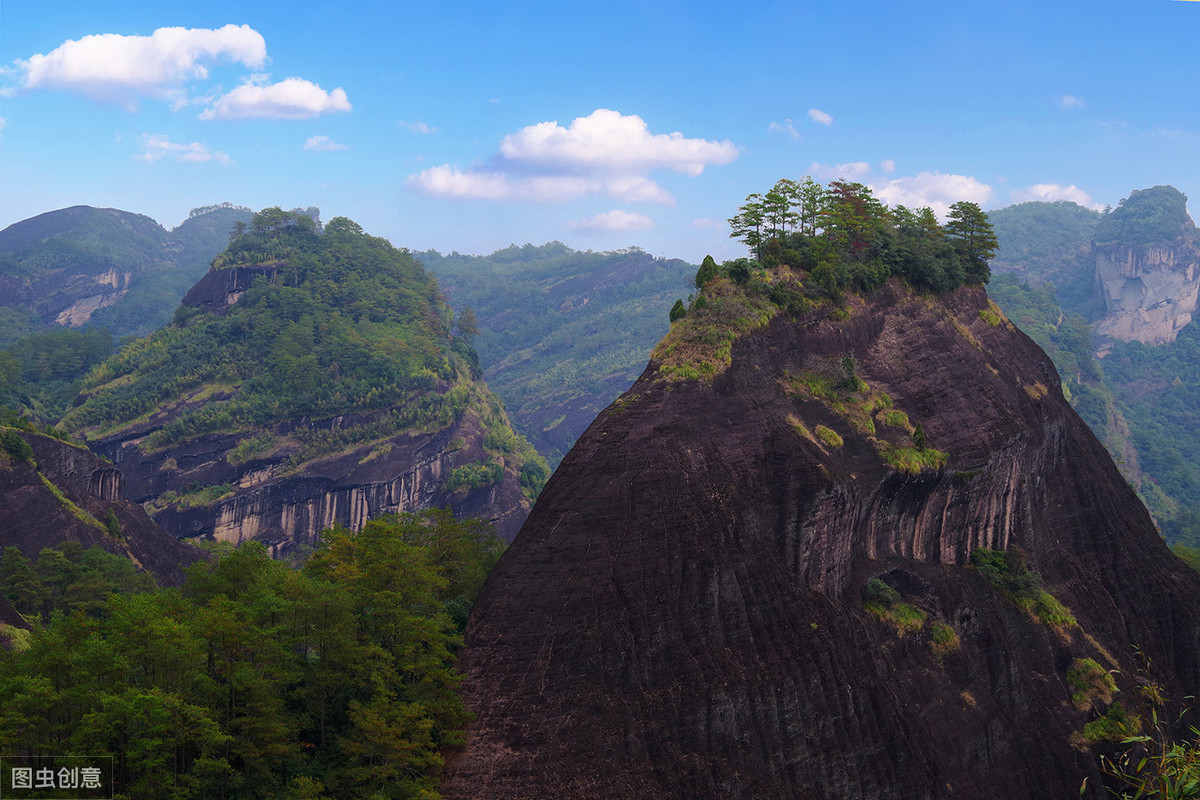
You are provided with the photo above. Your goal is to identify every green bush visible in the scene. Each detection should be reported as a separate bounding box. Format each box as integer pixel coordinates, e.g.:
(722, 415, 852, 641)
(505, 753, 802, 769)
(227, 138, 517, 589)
(0, 429, 33, 463)
(1067, 657, 1117, 711)
(814, 425, 843, 448)
(970, 547, 1078, 629)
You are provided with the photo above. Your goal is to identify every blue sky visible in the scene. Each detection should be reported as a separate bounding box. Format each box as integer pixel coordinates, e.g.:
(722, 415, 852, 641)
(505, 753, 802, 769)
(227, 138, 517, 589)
(2, 0, 1199, 263)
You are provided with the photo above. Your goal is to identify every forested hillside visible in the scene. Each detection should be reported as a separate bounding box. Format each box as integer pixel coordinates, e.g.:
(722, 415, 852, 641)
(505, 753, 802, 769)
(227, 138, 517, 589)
(424, 243, 695, 466)
(0, 204, 253, 343)
(61, 209, 545, 545)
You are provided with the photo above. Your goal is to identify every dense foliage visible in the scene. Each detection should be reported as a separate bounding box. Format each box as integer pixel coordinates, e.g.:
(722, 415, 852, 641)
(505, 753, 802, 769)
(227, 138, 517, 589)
(988, 200, 1103, 317)
(727, 177, 997, 294)
(62, 212, 465, 449)
(423, 243, 695, 466)
(0, 510, 503, 799)
(0, 327, 115, 420)
(1094, 186, 1195, 247)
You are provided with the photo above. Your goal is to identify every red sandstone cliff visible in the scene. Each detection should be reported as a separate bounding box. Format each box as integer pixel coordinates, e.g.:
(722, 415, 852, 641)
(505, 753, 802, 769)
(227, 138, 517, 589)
(443, 280, 1200, 799)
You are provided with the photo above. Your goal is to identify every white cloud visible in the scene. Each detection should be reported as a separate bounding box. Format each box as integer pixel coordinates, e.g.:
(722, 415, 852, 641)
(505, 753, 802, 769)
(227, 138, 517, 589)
(398, 120, 438, 134)
(200, 75, 350, 120)
(304, 135, 347, 152)
(17, 25, 266, 110)
(137, 133, 230, 164)
(880, 158, 896, 174)
(498, 109, 737, 176)
(809, 161, 994, 218)
(809, 161, 871, 181)
(808, 108, 833, 126)
(768, 119, 801, 140)
(408, 109, 737, 204)
(1009, 183, 1104, 210)
(568, 210, 654, 232)
(692, 217, 727, 231)
(1057, 94, 1086, 111)
(872, 171, 993, 217)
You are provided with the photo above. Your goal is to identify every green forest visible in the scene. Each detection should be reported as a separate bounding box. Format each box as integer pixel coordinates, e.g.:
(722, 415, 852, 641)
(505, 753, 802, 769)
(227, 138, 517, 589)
(0, 510, 502, 800)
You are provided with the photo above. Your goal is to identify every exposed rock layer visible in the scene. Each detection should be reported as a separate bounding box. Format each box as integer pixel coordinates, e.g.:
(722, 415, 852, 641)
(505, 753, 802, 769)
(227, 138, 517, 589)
(92, 406, 531, 551)
(0, 430, 201, 585)
(444, 282, 1200, 800)
(1094, 240, 1200, 346)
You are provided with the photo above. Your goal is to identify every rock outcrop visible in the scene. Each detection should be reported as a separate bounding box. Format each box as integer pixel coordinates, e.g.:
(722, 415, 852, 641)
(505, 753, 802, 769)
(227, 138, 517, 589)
(0, 429, 202, 585)
(443, 280, 1200, 799)
(91, 402, 532, 551)
(1094, 241, 1200, 346)
(1092, 186, 1200, 349)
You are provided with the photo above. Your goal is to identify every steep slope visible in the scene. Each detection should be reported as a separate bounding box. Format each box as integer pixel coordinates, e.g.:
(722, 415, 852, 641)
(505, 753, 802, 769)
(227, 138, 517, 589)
(61, 211, 545, 549)
(0, 203, 252, 340)
(0, 426, 201, 585)
(423, 243, 695, 466)
(444, 276, 1200, 799)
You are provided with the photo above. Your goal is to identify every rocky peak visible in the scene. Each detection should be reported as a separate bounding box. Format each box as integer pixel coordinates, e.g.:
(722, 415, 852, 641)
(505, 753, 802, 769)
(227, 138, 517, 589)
(1093, 186, 1200, 349)
(443, 279, 1200, 799)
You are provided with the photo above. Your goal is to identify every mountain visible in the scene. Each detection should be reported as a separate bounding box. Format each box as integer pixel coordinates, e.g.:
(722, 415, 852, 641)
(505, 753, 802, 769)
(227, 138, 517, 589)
(1092, 186, 1200, 349)
(0, 203, 253, 342)
(422, 243, 695, 466)
(59, 210, 545, 549)
(0, 424, 201, 585)
(443, 272, 1200, 799)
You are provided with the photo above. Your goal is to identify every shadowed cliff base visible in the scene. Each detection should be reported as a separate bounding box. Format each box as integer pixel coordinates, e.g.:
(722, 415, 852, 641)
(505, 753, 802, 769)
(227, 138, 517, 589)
(442, 279, 1200, 800)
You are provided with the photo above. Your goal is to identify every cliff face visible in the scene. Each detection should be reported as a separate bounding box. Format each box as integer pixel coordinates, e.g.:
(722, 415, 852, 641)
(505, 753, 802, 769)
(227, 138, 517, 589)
(0, 429, 201, 585)
(0, 204, 253, 338)
(91, 402, 531, 550)
(1092, 185, 1200, 349)
(1094, 240, 1200, 346)
(444, 280, 1200, 799)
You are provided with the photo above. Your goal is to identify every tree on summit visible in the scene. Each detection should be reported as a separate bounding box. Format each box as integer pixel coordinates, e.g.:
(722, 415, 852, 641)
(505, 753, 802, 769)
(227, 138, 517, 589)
(945, 201, 998, 285)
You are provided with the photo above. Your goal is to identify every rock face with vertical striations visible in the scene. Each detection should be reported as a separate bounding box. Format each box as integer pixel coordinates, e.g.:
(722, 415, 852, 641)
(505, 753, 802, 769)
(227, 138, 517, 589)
(443, 278, 1200, 800)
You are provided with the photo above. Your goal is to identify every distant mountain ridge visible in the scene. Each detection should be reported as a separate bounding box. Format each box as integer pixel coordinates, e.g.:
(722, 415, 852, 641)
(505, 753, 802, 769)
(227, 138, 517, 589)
(0, 203, 253, 342)
(423, 243, 695, 466)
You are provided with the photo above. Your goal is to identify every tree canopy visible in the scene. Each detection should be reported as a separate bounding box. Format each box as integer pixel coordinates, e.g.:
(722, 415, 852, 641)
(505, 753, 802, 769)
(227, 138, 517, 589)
(726, 176, 997, 295)
(0, 510, 504, 799)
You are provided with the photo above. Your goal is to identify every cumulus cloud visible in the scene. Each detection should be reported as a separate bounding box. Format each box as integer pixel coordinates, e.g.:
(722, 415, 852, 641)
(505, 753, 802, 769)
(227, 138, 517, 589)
(137, 133, 230, 164)
(408, 109, 737, 204)
(568, 210, 654, 232)
(808, 161, 994, 218)
(1057, 94, 1086, 110)
(304, 135, 347, 152)
(808, 108, 833, 126)
(768, 119, 801, 140)
(1009, 183, 1104, 210)
(17, 25, 266, 110)
(398, 120, 438, 134)
(872, 171, 993, 217)
(200, 75, 350, 120)
(497, 109, 737, 176)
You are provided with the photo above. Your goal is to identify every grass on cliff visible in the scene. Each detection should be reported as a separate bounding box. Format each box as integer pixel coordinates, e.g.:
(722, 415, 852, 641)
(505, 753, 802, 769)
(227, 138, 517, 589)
(970, 547, 1077, 630)
(653, 273, 778, 381)
(782, 360, 947, 474)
